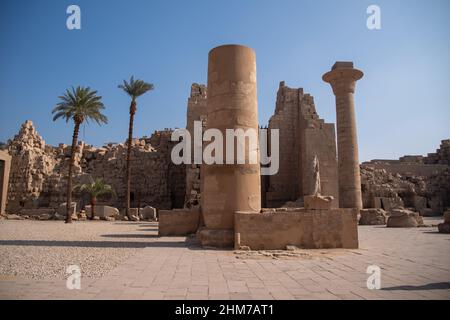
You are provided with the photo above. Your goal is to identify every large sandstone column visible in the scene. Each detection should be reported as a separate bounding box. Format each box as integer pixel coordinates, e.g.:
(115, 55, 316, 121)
(201, 44, 261, 246)
(323, 62, 363, 209)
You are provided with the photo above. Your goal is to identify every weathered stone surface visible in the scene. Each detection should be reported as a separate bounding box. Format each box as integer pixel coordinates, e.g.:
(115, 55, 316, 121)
(438, 222, 450, 233)
(444, 210, 450, 223)
(361, 141, 450, 216)
(6, 214, 24, 220)
(386, 208, 423, 228)
(101, 216, 115, 222)
(0, 150, 11, 216)
(200, 44, 261, 247)
(359, 208, 387, 225)
(57, 202, 76, 216)
(128, 208, 140, 221)
(265, 82, 339, 208)
(323, 62, 364, 209)
(140, 206, 157, 221)
(235, 208, 359, 250)
(53, 213, 65, 220)
(85, 205, 119, 218)
(438, 210, 450, 234)
(19, 208, 56, 216)
(304, 195, 333, 210)
(184, 83, 207, 209)
(197, 228, 234, 248)
(5, 120, 186, 213)
(158, 209, 199, 236)
(78, 212, 87, 221)
(38, 213, 53, 220)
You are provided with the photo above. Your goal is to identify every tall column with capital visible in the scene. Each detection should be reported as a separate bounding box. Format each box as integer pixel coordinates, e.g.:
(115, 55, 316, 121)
(323, 62, 363, 209)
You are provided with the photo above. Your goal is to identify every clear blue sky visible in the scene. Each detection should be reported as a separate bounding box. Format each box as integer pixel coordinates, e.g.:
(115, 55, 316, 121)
(1, 0, 449, 161)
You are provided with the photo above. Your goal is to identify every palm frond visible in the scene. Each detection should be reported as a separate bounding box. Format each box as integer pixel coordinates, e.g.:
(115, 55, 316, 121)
(52, 86, 108, 125)
(118, 76, 154, 100)
(76, 178, 115, 198)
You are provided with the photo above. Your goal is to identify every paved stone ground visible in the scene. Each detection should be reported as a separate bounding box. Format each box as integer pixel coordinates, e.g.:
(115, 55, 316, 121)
(0, 217, 449, 300)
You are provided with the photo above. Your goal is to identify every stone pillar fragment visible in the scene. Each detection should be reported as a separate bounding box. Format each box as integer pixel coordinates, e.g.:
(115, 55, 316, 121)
(323, 62, 363, 209)
(200, 44, 261, 247)
(0, 150, 12, 216)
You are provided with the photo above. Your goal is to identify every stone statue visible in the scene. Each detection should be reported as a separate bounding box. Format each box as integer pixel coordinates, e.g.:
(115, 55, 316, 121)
(312, 155, 321, 196)
(304, 155, 334, 210)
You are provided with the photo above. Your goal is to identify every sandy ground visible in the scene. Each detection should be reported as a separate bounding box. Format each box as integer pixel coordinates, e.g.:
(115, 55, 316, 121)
(0, 220, 159, 280)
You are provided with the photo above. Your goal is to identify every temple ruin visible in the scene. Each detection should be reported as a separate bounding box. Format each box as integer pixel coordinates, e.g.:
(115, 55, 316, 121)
(161, 45, 360, 249)
(1, 44, 449, 242)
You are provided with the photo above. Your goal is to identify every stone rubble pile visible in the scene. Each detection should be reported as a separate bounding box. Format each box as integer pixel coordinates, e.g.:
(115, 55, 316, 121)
(359, 208, 387, 225)
(360, 166, 449, 216)
(5, 120, 186, 215)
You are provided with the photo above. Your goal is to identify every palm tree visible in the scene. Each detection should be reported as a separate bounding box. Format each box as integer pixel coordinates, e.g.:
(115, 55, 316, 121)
(75, 178, 115, 220)
(52, 86, 108, 223)
(118, 76, 154, 218)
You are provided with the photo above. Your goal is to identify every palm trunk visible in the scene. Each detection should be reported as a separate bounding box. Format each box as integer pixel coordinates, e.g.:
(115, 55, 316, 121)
(90, 196, 97, 220)
(66, 121, 81, 223)
(126, 100, 136, 219)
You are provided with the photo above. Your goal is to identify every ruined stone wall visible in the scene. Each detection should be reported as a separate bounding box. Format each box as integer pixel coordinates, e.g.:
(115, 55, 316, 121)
(5, 121, 185, 213)
(361, 140, 450, 215)
(183, 81, 339, 209)
(265, 82, 339, 207)
(362, 140, 450, 177)
(265, 82, 301, 206)
(185, 83, 207, 208)
(425, 139, 450, 165)
(361, 165, 450, 215)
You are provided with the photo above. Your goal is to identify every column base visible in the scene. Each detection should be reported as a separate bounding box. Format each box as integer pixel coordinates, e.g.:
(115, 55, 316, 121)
(197, 228, 234, 248)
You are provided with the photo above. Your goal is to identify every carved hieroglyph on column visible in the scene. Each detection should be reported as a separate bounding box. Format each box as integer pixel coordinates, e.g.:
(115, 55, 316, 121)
(323, 62, 363, 209)
(202, 44, 261, 236)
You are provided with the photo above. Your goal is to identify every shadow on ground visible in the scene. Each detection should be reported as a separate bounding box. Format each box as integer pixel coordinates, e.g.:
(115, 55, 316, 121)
(0, 240, 187, 248)
(100, 234, 158, 239)
(382, 282, 450, 291)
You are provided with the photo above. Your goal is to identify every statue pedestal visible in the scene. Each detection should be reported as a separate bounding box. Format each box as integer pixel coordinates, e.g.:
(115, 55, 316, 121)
(304, 195, 334, 210)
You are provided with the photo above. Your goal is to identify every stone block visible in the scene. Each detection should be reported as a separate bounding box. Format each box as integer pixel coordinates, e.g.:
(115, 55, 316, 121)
(38, 213, 53, 220)
(19, 208, 56, 216)
(444, 210, 450, 223)
(304, 195, 334, 210)
(158, 209, 199, 236)
(140, 206, 157, 221)
(438, 222, 450, 234)
(57, 202, 76, 216)
(419, 208, 441, 217)
(197, 228, 234, 248)
(235, 208, 358, 250)
(85, 205, 119, 218)
(359, 208, 387, 225)
(6, 214, 24, 220)
(387, 208, 423, 228)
